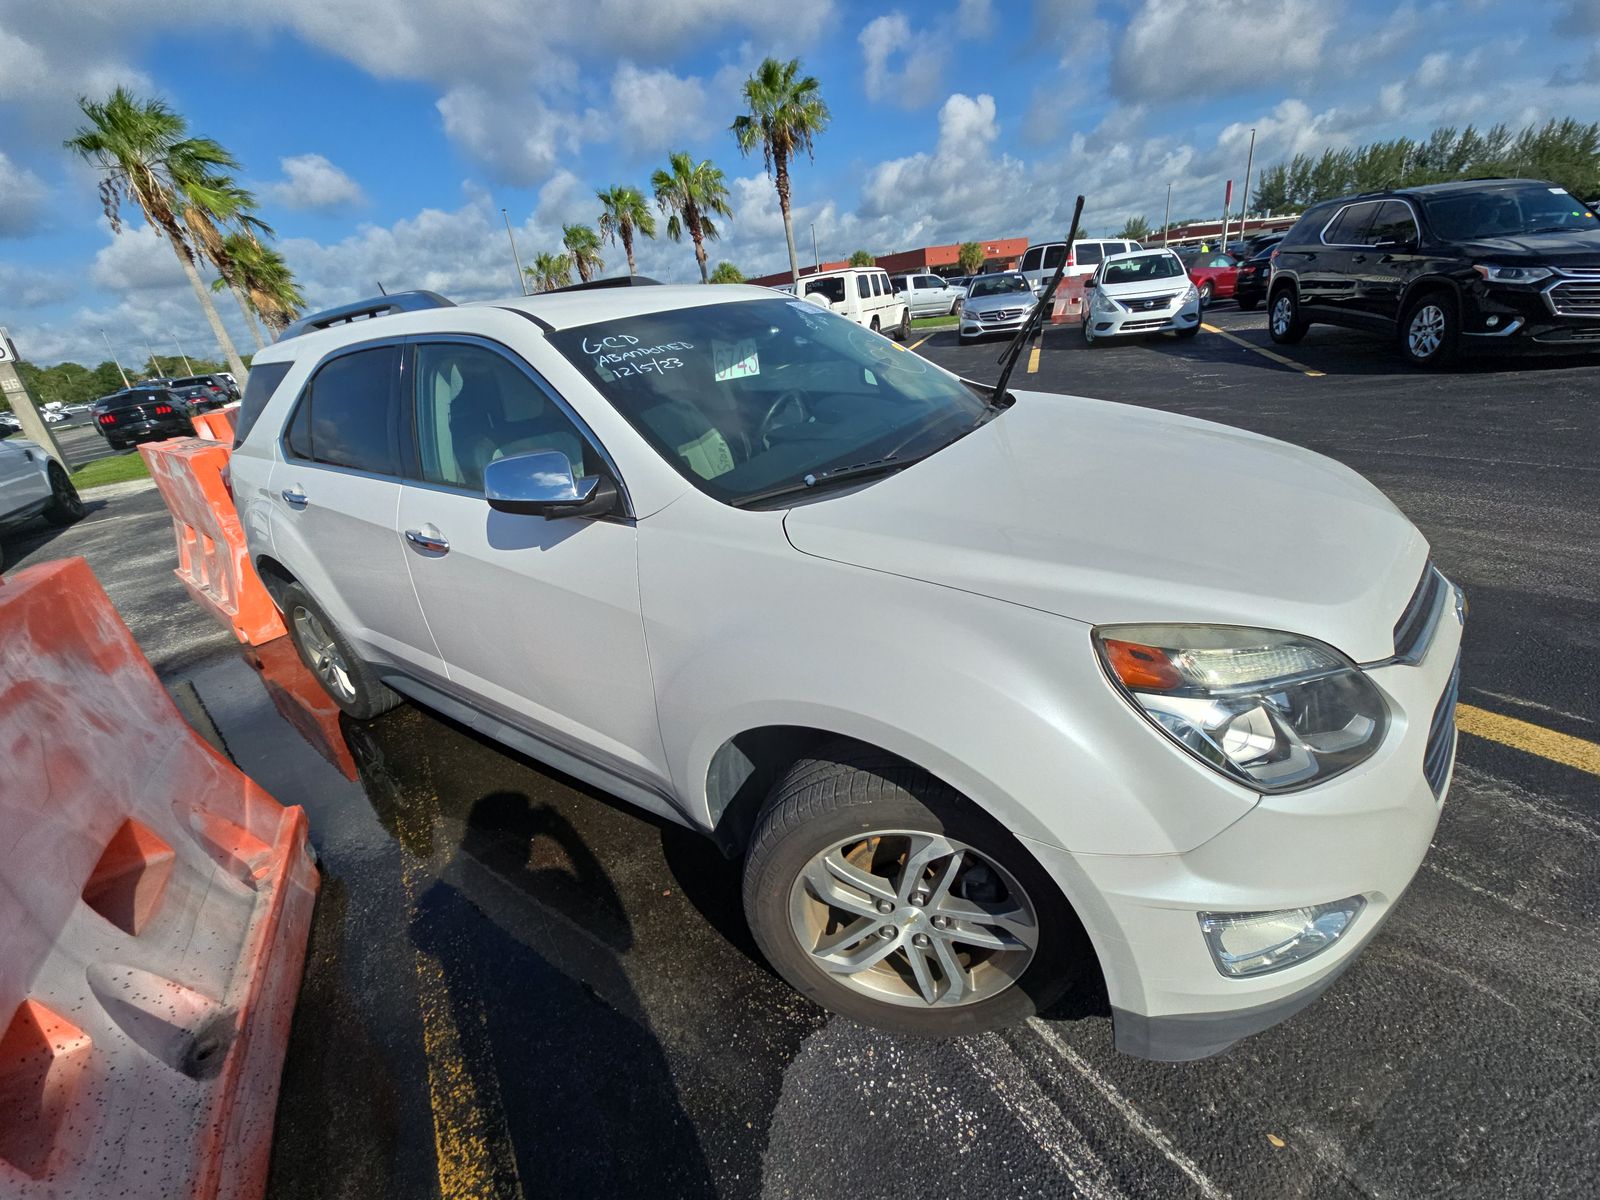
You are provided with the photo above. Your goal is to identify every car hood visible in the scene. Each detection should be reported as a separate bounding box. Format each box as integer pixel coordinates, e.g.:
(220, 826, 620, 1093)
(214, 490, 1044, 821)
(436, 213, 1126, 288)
(782, 393, 1428, 663)
(1455, 227, 1600, 266)
(1099, 276, 1190, 298)
(963, 291, 1036, 314)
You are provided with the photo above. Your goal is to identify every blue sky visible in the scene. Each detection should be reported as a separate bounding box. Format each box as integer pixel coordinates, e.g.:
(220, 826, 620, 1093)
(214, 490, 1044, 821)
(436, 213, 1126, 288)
(1, 0, 1597, 365)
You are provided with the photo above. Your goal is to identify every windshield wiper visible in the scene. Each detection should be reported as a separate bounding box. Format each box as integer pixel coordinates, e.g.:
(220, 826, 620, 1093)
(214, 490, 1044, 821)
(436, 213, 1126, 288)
(991, 194, 1085, 406)
(730, 456, 914, 509)
(1527, 226, 1582, 235)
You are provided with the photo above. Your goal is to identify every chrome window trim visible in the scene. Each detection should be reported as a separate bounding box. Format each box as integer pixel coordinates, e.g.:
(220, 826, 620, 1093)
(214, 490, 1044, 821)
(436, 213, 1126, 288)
(1318, 198, 1421, 248)
(278, 334, 408, 480)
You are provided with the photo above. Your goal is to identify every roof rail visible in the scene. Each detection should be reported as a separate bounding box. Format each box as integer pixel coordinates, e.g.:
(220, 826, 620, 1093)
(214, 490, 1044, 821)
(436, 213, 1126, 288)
(544, 275, 663, 294)
(276, 290, 455, 342)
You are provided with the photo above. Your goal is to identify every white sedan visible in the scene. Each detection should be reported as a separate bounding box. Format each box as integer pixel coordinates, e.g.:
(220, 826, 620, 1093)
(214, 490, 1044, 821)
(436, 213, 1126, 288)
(1082, 249, 1201, 344)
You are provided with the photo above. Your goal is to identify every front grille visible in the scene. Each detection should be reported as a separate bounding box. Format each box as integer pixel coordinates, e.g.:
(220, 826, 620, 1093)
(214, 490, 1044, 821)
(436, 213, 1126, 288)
(1392, 565, 1446, 663)
(1123, 318, 1170, 330)
(979, 307, 1026, 323)
(1125, 293, 1178, 312)
(1423, 657, 1461, 799)
(1549, 280, 1600, 316)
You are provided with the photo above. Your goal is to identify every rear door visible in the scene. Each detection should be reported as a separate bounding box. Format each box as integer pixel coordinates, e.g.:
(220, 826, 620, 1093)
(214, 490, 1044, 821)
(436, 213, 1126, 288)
(1300, 201, 1378, 321)
(267, 340, 445, 677)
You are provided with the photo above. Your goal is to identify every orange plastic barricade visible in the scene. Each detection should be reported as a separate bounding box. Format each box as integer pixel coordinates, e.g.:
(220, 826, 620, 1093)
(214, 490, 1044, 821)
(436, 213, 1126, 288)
(191, 404, 240, 443)
(140, 438, 286, 645)
(1051, 276, 1087, 325)
(0, 556, 319, 1199)
(244, 636, 359, 781)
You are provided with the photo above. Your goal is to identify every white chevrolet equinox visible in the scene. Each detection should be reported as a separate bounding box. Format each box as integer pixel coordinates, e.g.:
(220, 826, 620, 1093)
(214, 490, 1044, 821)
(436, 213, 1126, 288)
(231, 282, 1463, 1059)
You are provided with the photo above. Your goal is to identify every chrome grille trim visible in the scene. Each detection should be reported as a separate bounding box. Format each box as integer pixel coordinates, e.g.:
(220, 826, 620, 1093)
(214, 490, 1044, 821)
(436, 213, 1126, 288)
(1548, 280, 1600, 317)
(1391, 564, 1447, 665)
(1424, 657, 1461, 799)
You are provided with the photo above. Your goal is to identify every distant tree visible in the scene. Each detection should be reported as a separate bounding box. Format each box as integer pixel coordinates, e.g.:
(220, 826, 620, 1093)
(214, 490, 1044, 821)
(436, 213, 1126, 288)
(958, 241, 986, 274)
(596, 184, 656, 276)
(652, 151, 733, 284)
(1117, 215, 1153, 241)
(731, 56, 830, 284)
(709, 261, 745, 283)
(527, 251, 573, 292)
(848, 249, 875, 267)
(562, 223, 604, 283)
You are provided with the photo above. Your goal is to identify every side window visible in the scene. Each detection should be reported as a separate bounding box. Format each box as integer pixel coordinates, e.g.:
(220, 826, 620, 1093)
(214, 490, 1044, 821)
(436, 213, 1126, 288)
(857, 274, 872, 299)
(1075, 243, 1104, 266)
(1367, 201, 1418, 246)
(1323, 202, 1377, 245)
(233, 360, 293, 446)
(1041, 245, 1066, 270)
(891, 276, 906, 292)
(805, 277, 845, 304)
(286, 345, 400, 475)
(1020, 248, 1042, 272)
(413, 343, 592, 493)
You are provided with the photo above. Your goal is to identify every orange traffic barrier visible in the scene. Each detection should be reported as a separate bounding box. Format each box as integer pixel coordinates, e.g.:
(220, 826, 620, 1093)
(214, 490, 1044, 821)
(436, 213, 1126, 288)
(245, 636, 359, 781)
(140, 438, 286, 645)
(1050, 276, 1086, 325)
(191, 404, 240, 443)
(0, 556, 318, 1199)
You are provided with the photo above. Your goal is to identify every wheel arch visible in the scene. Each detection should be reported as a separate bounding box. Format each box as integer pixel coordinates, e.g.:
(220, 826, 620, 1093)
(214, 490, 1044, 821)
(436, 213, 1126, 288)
(1397, 273, 1463, 317)
(253, 554, 298, 609)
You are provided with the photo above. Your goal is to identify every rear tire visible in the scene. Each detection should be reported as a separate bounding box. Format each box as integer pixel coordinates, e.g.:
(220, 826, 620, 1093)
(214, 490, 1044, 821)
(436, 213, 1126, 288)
(279, 582, 402, 720)
(895, 309, 912, 342)
(743, 740, 1089, 1037)
(1268, 286, 1309, 344)
(43, 463, 85, 526)
(1175, 324, 1200, 340)
(870, 316, 881, 334)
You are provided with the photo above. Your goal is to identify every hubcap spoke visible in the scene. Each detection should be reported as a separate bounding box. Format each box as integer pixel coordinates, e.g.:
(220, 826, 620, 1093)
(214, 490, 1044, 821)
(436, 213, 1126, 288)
(933, 896, 1039, 950)
(896, 833, 956, 903)
(812, 916, 878, 958)
(929, 936, 968, 1005)
(818, 928, 902, 975)
(905, 941, 941, 1004)
(804, 854, 893, 921)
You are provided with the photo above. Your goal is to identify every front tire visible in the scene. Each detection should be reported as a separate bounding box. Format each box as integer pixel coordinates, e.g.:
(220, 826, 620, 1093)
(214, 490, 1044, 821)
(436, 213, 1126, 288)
(43, 463, 85, 526)
(1268, 286, 1308, 344)
(1400, 292, 1460, 369)
(743, 741, 1088, 1036)
(279, 582, 402, 720)
(1197, 280, 1214, 307)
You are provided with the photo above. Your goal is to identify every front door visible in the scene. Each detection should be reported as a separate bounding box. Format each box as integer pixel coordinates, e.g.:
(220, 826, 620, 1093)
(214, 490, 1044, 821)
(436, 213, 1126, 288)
(0, 439, 43, 516)
(1355, 200, 1423, 324)
(396, 337, 671, 795)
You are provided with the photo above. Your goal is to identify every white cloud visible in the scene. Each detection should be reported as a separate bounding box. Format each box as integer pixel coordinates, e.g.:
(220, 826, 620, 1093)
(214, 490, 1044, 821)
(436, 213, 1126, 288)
(956, 0, 992, 38)
(436, 86, 605, 187)
(1112, 0, 1335, 101)
(0, 263, 73, 308)
(89, 222, 189, 292)
(609, 63, 712, 152)
(859, 13, 948, 109)
(0, 152, 49, 236)
(266, 153, 365, 210)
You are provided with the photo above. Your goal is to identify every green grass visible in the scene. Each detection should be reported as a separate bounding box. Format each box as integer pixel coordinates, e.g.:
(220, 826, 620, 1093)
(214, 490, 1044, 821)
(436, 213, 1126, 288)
(911, 315, 959, 328)
(71, 451, 150, 489)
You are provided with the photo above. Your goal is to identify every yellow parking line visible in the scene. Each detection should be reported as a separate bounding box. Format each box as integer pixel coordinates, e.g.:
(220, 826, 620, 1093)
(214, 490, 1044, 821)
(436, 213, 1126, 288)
(1456, 704, 1600, 777)
(1201, 322, 1326, 377)
(1026, 340, 1041, 374)
(908, 332, 935, 352)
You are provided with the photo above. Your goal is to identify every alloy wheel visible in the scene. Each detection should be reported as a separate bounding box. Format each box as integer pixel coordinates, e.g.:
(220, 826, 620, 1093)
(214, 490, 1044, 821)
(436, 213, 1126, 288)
(1408, 304, 1446, 359)
(52, 469, 85, 518)
(1271, 294, 1293, 336)
(292, 606, 357, 703)
(788, 830, 1039, 1009)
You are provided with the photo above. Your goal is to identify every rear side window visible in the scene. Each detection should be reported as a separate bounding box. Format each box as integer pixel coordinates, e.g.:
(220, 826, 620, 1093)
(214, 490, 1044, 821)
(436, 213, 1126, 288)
(285, 345, 401, 476)
(1322, 202, 1379, 245)
(1020, 248, 1041, 272)
(1366, 201, 1418, 246)
(1075, 243, 1105, 266)
(1041, 245, 1066, 269)
(857, 274, 872, 298)
(233, 361, 294, 445)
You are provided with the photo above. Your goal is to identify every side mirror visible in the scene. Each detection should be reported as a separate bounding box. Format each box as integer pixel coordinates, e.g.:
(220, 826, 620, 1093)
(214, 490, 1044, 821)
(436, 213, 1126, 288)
(484, 450, 618, 520)
(1082, 278, 1096, 289)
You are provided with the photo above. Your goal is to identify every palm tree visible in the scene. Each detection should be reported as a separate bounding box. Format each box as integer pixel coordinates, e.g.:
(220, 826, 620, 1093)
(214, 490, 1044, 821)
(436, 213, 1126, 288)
(186, 177, 275, 349)
(212, 233, 305, 337)
(652, 152, 733, 284)
(709, 262, 744, 284)
(596, 185, 657, 276)
(527, 251, 573, 292)
(562, 223, 604, 283)
(731, 56, 830, 284)
(65, 88, 250, 382)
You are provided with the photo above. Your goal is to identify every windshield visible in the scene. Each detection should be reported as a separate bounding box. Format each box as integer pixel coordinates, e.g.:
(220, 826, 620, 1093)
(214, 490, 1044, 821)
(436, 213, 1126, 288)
(99, 390, 169, 409)
(1422, 184, 1599, 240)
(968, 274, 1030, 297)
(169, 376, 212, 388)
(549, 298, 987, 506)
(1102, 254, 1185, 284)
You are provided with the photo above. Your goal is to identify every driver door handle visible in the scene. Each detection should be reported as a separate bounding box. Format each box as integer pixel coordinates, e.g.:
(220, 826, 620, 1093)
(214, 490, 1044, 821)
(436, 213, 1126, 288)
(405, 527, 450, 554)
(281, 487, 308, 507)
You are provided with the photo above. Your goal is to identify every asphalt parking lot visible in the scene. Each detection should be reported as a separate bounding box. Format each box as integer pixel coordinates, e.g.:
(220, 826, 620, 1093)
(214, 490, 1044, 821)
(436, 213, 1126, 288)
(4, 305, 1597, 1199)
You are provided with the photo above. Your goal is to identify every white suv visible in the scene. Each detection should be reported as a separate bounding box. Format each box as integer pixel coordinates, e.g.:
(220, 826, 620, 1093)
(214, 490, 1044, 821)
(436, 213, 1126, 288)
(795, 267, 909, 339)
(233, 283, 1462, 1056)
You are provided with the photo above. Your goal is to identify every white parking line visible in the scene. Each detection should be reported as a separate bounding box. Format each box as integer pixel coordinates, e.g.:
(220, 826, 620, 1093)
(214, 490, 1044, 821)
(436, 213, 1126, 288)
(1027, 1018, 1232, 1200)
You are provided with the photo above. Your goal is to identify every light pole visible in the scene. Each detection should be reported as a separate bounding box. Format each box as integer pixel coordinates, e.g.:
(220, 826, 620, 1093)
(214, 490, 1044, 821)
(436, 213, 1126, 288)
(1237, 127, 1257, 248)
(502, 207, 529, 294)
(1163, 183, 1172, 247)
(810, 222, 820, 274)
(101, 329, 130, 389)
(141, 335, 160, 379)
(172, 331, 194, 375)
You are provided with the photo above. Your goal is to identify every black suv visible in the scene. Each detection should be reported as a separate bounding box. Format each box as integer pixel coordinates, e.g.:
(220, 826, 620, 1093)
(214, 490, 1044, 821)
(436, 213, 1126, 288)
(1267, 178, 1600, 367)
(91, 386, 199, 449)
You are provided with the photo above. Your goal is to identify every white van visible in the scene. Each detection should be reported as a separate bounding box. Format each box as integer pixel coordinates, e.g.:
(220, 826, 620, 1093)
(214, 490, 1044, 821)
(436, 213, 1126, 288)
(798, 268, 910, 340)
(1020, 239, 1144, 293)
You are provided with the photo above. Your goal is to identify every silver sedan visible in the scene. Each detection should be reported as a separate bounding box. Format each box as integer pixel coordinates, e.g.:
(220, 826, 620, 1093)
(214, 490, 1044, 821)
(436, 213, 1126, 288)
(957, 272, 1037, 344)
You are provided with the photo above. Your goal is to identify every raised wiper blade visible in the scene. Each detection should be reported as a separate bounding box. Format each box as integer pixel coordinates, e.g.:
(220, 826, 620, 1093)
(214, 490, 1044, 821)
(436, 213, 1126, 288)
(730, 457, 909, 509)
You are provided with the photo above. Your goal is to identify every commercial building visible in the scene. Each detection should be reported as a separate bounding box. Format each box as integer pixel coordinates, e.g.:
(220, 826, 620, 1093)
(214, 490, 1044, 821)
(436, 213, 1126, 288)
(749, 237, 1026, 287)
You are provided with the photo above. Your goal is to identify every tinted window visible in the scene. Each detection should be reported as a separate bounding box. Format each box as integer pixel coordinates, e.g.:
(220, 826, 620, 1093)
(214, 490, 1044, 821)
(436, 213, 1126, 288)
(1421, 183, 1599, 240)
(1075, 243, 1105, 265)
(805, 277, 845, 304)
(1041, 245, 1066, 270)
(99, 389, 170, 410)
(1102, 254, 1185, 284)
(233, 361, 294, 445)
(413, 343, 592, 492)
(1366, 201, 1418, 245)
(288, 345, 400, 475)
(1020, 248, 1042, 271)
(968, 274, 1031, 297)
(857, 274, 872, 298)
(1322, 202, 1379, 244)
(891, 276, 907, 291)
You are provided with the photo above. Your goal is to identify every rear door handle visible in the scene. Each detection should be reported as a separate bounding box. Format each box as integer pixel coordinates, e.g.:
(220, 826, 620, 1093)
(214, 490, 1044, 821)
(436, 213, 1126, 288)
(1352, 254, 1367, 263)
(281, 487, 308, 507)
(405, 527, 450, 554)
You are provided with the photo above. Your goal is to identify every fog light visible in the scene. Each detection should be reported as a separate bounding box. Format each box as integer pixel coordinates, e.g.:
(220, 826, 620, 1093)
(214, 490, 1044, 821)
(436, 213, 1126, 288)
(1198, 897, 1365, 978)
(1486, 315, 1500, 327)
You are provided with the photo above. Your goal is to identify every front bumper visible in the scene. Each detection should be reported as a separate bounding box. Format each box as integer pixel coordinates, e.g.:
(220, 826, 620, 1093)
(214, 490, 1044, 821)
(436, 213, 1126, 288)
(960, 309, 1035, 339)
(1461, 279, 1600, 354)
(1026, 594, 1463, 1060)
(1085, 297, 1201, 338)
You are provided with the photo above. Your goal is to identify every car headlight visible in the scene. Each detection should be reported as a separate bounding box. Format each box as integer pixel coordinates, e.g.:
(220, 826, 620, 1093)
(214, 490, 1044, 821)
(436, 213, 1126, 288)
(1181, 284, 1199, 303)
(1472, 263, 1552, 284)
(1094, 624, 1389, 791)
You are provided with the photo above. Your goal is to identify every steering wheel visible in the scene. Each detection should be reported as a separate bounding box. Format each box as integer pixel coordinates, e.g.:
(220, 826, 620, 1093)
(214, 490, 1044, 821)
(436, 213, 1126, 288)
(758, 389, 812, 449)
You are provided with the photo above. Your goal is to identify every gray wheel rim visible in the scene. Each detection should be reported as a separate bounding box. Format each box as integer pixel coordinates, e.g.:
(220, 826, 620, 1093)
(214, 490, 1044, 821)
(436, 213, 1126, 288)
(1271, 294, 1293, 335)
(1408, 304, 1446, 358)
(292, 606, 357, 703)
(788, 829, 1039, 1009)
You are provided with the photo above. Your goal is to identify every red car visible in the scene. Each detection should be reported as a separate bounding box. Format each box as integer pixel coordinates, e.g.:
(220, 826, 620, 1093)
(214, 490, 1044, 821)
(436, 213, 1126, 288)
(1183, 252, 1240, 305)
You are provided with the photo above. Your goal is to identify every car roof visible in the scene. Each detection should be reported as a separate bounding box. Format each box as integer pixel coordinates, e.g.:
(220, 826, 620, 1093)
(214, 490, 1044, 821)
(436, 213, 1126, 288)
(1103, 248, 1179, 262)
